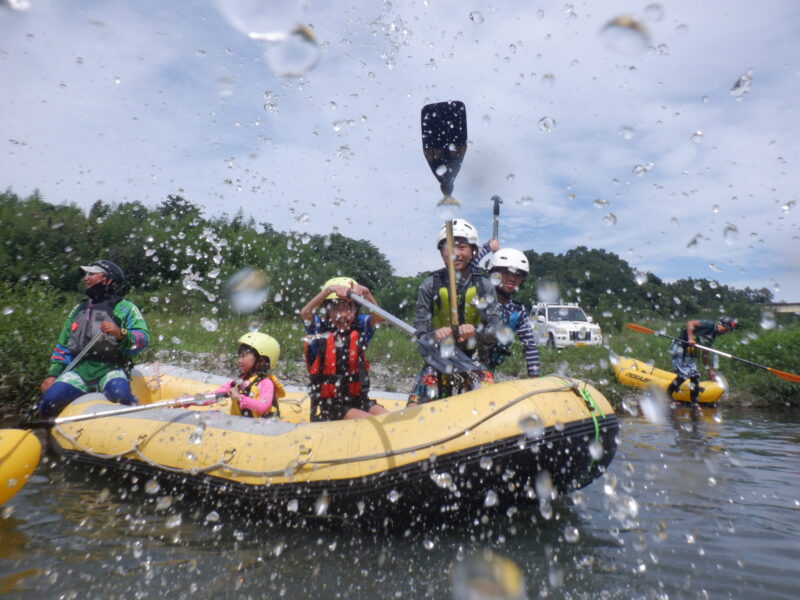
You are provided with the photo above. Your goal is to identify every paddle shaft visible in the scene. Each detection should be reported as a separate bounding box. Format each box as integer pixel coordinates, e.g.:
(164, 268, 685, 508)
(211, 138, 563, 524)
(347, 292, 416, 337)
(347, 291, 481, 373)
(444, 219, 460, 339)
(61, 330, 105, 376)
(25, 394, 220, 428)
(626, 323, 800, 383)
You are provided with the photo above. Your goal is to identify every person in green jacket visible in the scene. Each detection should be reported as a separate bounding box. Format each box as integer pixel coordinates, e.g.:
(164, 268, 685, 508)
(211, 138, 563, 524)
(38, 260, 149, 417)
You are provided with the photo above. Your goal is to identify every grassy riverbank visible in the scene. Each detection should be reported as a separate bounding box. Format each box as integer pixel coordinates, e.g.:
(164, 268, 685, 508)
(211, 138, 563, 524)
(2, 281, 798, 410)
(144, 309, 800, 408)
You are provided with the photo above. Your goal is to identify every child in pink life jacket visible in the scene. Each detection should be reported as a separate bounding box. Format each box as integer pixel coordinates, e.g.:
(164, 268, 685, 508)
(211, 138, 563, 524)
(214, 332, 285, 418)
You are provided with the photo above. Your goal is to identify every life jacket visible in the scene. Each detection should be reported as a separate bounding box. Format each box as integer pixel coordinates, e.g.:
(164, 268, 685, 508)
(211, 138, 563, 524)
(305, 329, 369, 401)
(232, 373, 285, 418)
(678, 321, 718, 353)
(430, 269, 488, 330)
(67, 298, 125, 365)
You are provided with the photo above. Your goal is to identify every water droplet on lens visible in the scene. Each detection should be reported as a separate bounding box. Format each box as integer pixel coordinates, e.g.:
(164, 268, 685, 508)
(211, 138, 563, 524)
(759, 311, 776, 330)
(436, 196, 461, 221)
(144, 478, 160, 495)
(634, 271, 647, 285)
(387, 489, 401, 503)
(480, 456, 493, 470)
(564, 526, 580, 542)
(2, 307, 13, 316)
(519, 413, 545, 438)
(593, 198, 608, 208)
(691, 130, 704, 143)
(484, 490, 499, 507)
(517, 195, 533, 207)
(287, 498, 299, 512)
(603, 213, 618, 226)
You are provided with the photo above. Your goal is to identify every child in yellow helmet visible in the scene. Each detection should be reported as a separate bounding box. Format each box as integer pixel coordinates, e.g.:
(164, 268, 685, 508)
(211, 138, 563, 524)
(300, 277, 388, 421)
(213, 331, 285, 418)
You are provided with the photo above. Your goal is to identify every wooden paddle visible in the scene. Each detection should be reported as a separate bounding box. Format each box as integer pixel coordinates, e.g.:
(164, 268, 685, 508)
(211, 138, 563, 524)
(626, 323, 800, 383)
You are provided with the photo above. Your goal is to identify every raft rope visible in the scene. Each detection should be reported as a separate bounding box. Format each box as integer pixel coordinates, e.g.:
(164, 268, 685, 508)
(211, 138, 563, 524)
(52, 378, 607, 479)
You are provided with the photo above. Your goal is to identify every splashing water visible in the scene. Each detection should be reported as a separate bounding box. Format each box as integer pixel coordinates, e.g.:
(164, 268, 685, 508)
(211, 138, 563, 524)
(603, 213, 618, 226)
(760, 311, 776, 330)
(451, 552, 525, 600)
(215, 0, 303, 41)
(600, 15, 650, 54)
(723, 223, 739, 245)
(264, 25, 321, 77)
(538, 116, 557, 132)
(469, 11, 484, 24)
(226, 267, 269, 314)
(618, 125, 635, 140)
(730, 68, 754, 100)
(639, 388, 669, 424)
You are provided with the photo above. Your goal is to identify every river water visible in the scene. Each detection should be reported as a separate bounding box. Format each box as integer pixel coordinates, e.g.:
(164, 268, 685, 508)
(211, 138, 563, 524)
(1, 406, 798, 599)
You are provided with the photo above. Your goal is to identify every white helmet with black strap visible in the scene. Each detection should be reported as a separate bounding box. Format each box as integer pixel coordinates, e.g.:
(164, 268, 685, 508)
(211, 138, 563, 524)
(436, 218, 480, 249)
(488, 248, 529, 276)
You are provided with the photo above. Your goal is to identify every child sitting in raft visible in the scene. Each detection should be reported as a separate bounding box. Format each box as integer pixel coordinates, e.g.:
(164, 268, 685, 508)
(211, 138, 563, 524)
(214, 332, 285, 418)
(300, 277, 388, 421)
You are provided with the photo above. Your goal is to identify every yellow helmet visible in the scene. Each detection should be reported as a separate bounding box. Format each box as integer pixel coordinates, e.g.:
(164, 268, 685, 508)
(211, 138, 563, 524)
(322, 276, 357, 300)
(237, 332, 280, 366)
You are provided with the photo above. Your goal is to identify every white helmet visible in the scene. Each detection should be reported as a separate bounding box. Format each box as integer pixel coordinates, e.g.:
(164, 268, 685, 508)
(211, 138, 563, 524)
(436, 219, 480, 248)
(489, 248, 529, 275)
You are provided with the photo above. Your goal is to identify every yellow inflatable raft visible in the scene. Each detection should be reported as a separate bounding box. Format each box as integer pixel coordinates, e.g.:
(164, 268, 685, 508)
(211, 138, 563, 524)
(0, 429, 41, 505)
(49, 364, 619, 519)
(612, 356, 724, 404)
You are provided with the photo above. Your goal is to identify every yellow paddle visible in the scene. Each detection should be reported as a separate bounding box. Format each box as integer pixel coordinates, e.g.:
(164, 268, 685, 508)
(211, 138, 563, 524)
(626, 323, 800, 383)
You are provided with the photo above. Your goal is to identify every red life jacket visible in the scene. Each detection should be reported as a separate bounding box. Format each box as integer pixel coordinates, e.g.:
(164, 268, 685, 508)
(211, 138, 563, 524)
(305, 329, 369, 400)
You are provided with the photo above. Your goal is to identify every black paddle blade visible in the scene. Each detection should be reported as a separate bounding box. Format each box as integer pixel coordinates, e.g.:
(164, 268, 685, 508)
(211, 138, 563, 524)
(421, 101, 467, 196)
(415, 333, 483, 374)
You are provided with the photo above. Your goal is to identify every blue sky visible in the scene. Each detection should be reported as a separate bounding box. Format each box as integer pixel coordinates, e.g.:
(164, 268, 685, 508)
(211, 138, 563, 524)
(2, 0, 798, 301)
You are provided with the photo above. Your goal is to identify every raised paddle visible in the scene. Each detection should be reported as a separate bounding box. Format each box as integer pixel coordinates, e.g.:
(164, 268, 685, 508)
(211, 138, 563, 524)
(421, 100, 467, 198)
(21, 393, 222, 429)
(625, 323, 800, 383)
(421, 101, 468, 342)
(491, 195, 503, 240)
(347, 291, 481, 373)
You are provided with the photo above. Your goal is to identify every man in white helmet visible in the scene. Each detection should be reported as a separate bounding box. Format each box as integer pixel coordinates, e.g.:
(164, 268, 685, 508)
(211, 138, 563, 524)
(409, 219, 502, 403)
(480, 248, 540, 378)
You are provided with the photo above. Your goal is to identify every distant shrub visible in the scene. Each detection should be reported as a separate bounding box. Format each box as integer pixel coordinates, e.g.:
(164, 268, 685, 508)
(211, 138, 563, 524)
(0, 282, 69, 410)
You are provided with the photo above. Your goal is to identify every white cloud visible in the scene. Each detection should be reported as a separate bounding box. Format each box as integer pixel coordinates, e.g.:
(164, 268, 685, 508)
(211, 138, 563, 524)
(1, 0, 798, 301)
